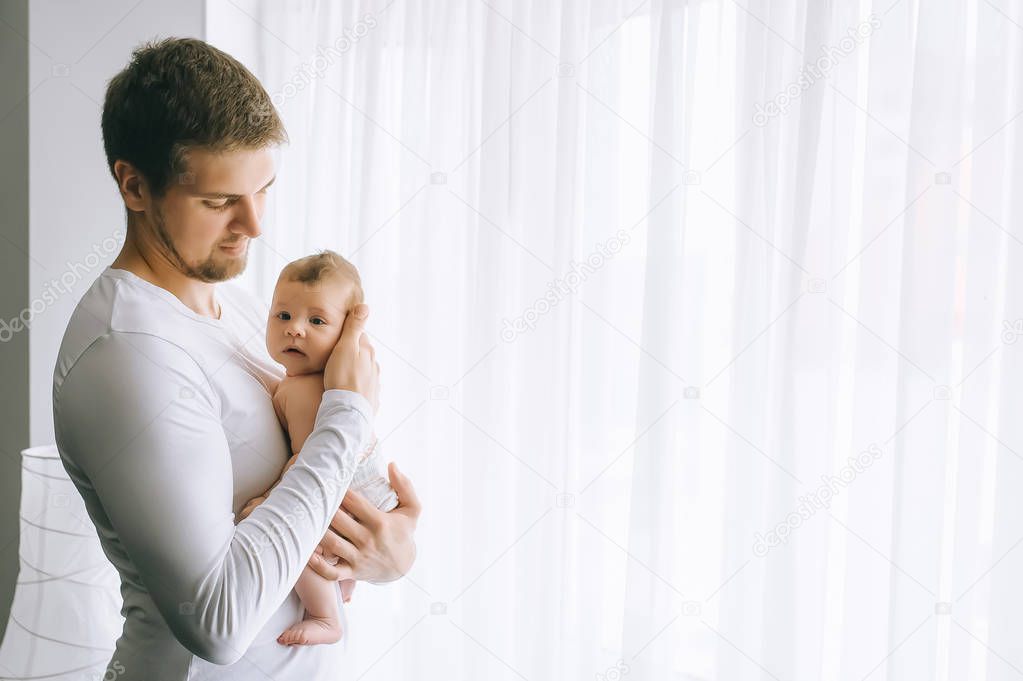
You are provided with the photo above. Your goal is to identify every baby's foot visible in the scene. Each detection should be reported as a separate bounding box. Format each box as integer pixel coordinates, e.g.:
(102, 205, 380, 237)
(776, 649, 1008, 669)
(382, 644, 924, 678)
(277, 615, 343, 646)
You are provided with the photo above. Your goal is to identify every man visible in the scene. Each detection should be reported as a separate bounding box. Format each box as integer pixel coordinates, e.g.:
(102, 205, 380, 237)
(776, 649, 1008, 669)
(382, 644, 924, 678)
(51, 37, 420, 680)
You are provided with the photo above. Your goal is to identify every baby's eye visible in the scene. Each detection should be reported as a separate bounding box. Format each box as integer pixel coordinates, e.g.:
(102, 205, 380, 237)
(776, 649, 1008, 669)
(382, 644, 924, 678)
(310, 317, 326, 325)
(276, 311, 291, 321)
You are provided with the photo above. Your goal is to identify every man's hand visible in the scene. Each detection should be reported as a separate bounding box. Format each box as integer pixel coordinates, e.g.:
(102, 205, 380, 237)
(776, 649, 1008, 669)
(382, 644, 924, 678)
(323, 303, 379, 412)
(308, 462, 421, 583)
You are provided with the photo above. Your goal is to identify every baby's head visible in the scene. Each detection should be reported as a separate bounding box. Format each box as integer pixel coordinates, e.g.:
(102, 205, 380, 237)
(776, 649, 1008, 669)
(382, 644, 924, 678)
(266, 250, 363, 376)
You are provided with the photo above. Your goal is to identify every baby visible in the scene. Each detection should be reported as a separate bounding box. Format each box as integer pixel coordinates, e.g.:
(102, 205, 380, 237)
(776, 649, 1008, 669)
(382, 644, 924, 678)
(240, 250, 398, 646)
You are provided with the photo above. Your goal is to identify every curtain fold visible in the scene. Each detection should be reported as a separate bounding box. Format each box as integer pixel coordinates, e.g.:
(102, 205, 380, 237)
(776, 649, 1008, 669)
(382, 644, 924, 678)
(207, 1, 1022, 678)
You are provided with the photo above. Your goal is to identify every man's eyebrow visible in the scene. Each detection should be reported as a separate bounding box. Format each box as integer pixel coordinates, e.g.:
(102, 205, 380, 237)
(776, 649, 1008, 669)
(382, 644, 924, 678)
(195, 175, 276, 199)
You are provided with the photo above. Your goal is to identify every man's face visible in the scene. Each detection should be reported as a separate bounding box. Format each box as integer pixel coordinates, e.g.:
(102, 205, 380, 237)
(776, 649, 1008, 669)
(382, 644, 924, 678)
(266, 275, 355, 376)
(144, 147, 276, 282)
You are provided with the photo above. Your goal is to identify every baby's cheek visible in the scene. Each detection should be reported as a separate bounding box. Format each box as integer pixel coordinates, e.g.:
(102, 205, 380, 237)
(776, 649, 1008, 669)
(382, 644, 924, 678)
(323, 331, 343, 355)
(311, 342, 335, 370)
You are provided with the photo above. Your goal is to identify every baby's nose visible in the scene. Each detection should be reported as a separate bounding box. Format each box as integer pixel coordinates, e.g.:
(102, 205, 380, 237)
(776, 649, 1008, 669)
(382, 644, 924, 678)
(286, 325, 304, 337)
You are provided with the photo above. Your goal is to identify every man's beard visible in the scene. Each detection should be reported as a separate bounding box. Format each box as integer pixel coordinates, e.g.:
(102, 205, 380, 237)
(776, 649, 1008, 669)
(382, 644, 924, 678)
(150, 204, 247, 283)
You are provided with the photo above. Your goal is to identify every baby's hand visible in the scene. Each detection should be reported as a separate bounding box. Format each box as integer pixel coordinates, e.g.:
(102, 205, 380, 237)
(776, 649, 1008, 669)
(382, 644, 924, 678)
(237, 494, 267, 523)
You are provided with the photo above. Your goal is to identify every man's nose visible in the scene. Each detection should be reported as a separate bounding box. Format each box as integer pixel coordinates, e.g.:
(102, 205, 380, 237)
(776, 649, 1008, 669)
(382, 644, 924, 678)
(232, 195, 262, 239)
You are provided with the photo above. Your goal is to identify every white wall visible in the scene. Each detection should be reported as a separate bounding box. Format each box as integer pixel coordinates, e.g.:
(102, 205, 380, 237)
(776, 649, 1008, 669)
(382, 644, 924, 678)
(0, 0, 206, 639)
(29, 0, 206, 446)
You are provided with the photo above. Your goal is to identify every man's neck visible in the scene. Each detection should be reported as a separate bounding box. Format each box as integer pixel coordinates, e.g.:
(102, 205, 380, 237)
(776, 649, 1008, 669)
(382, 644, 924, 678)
(110, 232, 221, 319)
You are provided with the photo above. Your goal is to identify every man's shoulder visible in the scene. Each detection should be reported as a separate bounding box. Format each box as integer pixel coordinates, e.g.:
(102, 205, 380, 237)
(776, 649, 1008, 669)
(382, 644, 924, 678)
(54, 269, 210, 393)
(54, 269, 126, 391)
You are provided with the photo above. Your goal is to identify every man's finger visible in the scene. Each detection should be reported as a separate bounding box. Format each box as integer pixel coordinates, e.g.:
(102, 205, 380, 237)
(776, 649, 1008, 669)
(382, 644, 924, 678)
(388, 462, 422, 520)
(329, 505, 372, 544)
(340, 303, 370, 351)
(331, 558, 355, 581)
(309, 552, 354, 581)
(340, 488, 382, 529)
(320, 529, 359, 563)
(361, 334, 376, 362)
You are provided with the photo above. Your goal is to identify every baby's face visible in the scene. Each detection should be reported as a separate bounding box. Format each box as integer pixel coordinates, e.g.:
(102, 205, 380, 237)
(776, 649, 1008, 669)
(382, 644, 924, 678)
(266, 275, 356, 376)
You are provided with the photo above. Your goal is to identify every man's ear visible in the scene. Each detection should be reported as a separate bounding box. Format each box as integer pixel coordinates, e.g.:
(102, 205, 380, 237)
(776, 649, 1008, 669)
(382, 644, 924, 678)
(112, 159, 149, 212)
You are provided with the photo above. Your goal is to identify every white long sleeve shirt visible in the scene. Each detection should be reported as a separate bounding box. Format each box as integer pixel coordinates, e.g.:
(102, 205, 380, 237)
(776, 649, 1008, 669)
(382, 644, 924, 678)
(52, 266, 373, 680)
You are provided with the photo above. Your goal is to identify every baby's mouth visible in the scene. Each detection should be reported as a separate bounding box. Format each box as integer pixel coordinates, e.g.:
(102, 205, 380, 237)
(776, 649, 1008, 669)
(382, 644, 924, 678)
(283, 347, 306, 357)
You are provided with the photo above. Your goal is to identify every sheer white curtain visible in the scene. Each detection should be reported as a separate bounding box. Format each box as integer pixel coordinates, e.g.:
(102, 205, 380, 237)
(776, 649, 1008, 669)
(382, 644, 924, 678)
(208, 1, 1021, 679)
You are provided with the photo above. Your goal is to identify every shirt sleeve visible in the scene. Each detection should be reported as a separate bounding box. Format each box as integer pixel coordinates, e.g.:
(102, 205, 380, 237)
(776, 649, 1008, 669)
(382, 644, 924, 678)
(53, 332, 373, 665)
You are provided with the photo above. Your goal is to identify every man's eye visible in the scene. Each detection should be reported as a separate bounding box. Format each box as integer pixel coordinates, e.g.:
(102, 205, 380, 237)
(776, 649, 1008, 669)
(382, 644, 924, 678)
(276, 312, 291, 321)
(205, 199, 232, 211)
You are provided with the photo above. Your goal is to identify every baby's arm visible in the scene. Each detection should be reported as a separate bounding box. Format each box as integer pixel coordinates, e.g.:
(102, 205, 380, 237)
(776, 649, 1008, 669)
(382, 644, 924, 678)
(247, 376, 386, 502)
(280, 375, 397, 512)
(237, 376, 326, 522)
(275, 374, 324, 455)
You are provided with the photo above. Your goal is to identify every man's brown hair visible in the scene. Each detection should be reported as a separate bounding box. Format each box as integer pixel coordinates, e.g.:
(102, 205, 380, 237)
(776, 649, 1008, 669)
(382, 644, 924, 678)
(281, 250, 364, 310)
(101, 37, 287, 197)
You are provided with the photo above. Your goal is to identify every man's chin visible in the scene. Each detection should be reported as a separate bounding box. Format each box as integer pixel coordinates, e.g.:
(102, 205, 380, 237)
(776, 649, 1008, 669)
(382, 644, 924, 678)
(189, 252, 247, 283)
(219, 254, 248, 281)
